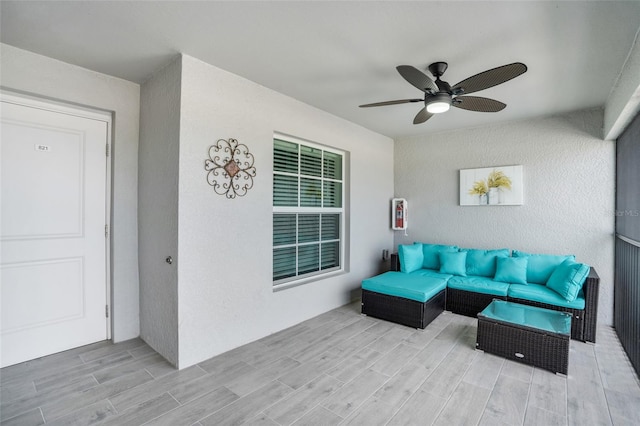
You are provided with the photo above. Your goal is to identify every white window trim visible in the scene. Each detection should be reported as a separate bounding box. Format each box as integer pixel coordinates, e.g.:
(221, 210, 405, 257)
(273, 133, 346, 290)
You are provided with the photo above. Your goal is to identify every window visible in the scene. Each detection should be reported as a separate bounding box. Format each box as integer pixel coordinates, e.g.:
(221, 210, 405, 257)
(273, 136, 344, 287)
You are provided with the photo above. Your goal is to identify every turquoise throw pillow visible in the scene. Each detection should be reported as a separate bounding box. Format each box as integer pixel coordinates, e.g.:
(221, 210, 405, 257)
(494, 257, 528, 285)
(512, 250, 575, 284)
(398, 244, 424, 273)
(546, 259, 590, 302)
(439, 251, 467, 276)
(462, 248, 510, 277)
(420, 243, 458, 270)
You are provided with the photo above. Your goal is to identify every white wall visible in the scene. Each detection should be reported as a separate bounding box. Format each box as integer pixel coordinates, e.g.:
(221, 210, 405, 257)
(394, 109, 615, 325)
(138, 56, 182, 365)
(175, 54, 394, 368)
(604, 26, 640, 140)
(0, 43, 141, 341)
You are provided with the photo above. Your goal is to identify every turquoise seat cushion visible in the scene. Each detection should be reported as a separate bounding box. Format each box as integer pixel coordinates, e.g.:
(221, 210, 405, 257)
(447, 276, 510, 297)
(546, 259, 590, 302)
(494, 256, 528, 285)
(419, 243, 459, 270)
(439, 251, 467, 276)
(398, 243, 424, 273)
(362, 271, 448, 303)
(408, 269, 453, 280)
(461, 248, 510, 277)
(512, 250, 576, 284)
(507, 282, 585, 310)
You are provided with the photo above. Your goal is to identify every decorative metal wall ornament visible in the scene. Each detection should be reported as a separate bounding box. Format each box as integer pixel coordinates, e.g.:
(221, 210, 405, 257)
(205, 138, 256, 199)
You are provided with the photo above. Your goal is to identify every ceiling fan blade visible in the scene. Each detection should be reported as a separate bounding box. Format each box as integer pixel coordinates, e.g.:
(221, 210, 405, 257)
(452, 96, 506, 112)
(452, 63, 527, 95)
(359, 99, 422, 108)
(397, 65, 438, 93)
(413, 107, 434, 124)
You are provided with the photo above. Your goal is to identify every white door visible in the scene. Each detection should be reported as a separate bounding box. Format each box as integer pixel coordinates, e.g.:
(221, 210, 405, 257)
(0, 94, 110, 367)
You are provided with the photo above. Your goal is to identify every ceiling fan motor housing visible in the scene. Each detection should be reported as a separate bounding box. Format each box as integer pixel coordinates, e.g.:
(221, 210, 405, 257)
(428, 61, 448, 78)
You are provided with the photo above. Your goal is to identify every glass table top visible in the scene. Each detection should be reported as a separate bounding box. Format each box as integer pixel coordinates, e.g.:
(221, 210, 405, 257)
(478, 299, 572, 336)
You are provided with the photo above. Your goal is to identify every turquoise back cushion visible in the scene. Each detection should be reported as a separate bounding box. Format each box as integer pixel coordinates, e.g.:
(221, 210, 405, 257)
(420, 243, 459, 270)
(439, 251, 467, 276)
(398, 243, 424, 273)
(494, 256, 528, 285)
(512, 250, 575, 284)
(546, 259, 590, 302)
(461, 248, 510, 277)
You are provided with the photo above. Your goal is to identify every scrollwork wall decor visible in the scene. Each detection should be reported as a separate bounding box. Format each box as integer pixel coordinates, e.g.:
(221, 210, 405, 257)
(205, 138, 256, 199)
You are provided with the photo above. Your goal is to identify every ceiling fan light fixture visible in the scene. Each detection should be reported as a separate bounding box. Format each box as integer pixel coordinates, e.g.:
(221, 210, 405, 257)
(426, 93, 451, 114)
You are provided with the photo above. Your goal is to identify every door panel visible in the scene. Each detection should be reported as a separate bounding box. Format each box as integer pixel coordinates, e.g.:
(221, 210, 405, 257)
(1, 97, 109, 367)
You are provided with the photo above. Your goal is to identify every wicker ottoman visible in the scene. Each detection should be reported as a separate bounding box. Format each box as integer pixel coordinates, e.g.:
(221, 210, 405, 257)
(361, 272, 448, 329)
(476, 299, 571, 375)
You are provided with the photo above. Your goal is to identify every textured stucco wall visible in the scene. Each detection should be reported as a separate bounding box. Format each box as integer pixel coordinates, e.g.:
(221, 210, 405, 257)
(394, 109, 615, 325)
(176, 54, 394, 368)
(0, 43, 141, 341)
(138, 56, 181, 365)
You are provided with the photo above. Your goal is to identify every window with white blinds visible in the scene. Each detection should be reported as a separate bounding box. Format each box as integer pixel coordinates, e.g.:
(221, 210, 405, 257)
(273, 136, 344, 287)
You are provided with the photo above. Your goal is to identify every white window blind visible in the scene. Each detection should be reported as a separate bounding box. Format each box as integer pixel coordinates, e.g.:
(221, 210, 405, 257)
(273, 137, 344, 287)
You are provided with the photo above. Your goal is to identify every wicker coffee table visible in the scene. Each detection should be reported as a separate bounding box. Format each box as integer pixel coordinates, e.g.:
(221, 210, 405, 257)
(476, 299, 572, 375)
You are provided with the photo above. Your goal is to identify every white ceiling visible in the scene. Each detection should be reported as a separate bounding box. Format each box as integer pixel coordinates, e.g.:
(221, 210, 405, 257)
(2, 1, 640, 139)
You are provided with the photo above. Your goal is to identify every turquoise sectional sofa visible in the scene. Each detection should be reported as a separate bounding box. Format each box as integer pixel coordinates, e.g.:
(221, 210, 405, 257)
(361, 243, 600, 342)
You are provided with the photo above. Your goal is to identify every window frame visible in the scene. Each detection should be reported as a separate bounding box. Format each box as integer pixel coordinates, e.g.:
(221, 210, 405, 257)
(273, 133, 346, 290)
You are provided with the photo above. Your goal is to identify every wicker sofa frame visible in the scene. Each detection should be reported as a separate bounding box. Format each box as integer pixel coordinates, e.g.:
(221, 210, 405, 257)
(382, 254, 600, 343)
(361, 289, 445, 329)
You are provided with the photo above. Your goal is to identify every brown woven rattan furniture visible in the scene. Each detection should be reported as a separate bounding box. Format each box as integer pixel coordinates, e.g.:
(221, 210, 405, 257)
(389, 254, 599, 342)
(361, 289, 445, 329)
(476, 299, 571, 375)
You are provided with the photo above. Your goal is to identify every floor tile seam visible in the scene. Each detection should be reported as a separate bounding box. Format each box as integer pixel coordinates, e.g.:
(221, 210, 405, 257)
(37, 373, 101, 398)
(371, 338, 432, 377)
(520, 367, 535, 426)
(414, 327, 464, 380)
(0, 361, 83, 386)
(0, 374, 102, 423)
(514, 371, 565, 420)
(37, 407, 45, 425)
(91, 352, 166, 384)
(157, 385, 242, 425)
(376, 368, 439, 426)
(594, 349, 620, 426)
(231, 379, 297, 425)
(125, 392, 181, 426)
(107, 370, 204, 412)
(34, 357, 133, 391)
(102, 397, 118, 420)
(317, 368, 394, 421)
(273, 362, 345, 400)
(265, 382, 339, 426)
(0, 380, 37, 406)
(319, 403, 346, 423)
(385, 385, 447, 426)
(79, 342, 147, 364)
(497, 361, 535, 385)
(0, 407, 41, 425)
(425, 343, 482, 425)
(524, 403, 568, 423)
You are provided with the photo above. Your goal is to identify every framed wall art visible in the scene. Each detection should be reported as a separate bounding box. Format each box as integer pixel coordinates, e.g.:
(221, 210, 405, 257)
(460, 165, 523, 206)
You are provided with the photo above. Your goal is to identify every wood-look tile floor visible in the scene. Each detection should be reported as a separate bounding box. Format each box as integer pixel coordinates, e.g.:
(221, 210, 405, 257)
(2, 301, 639, 426)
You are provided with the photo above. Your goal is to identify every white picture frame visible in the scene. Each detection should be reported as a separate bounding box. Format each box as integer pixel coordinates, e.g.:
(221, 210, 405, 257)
(460, 165, 524, 206)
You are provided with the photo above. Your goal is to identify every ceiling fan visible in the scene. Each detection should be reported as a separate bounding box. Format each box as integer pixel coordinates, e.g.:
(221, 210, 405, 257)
(359, 62, 527, 124)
